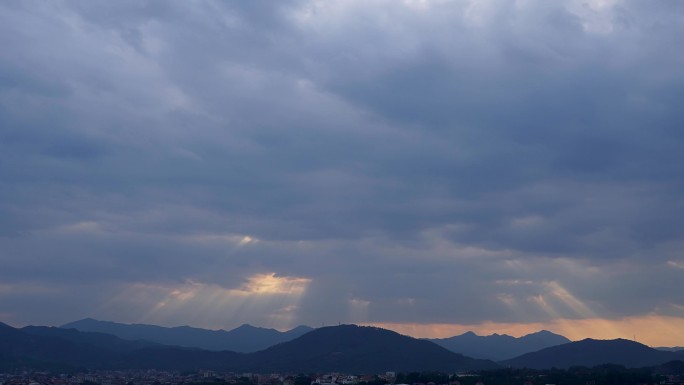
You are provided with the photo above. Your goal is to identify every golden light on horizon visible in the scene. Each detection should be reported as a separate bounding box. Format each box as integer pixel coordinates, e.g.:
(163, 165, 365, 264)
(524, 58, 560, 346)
(366, 315, 684, 347)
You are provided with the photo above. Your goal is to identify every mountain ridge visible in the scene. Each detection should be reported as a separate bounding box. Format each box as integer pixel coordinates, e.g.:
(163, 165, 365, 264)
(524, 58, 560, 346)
(247, 324, 499, 373)
(61, 318, 313, 352)
(428, 329, 571, 360)
(2, 322, 498, 372)
(7, 320, 684, 373)
(501, 338, 684, 369)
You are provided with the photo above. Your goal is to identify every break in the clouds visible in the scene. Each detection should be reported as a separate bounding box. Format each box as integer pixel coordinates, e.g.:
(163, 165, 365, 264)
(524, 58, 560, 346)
(1, 0, 684, 344)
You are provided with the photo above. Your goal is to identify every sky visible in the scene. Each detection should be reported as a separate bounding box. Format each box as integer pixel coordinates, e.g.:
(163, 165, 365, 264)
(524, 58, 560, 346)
(1, 0, 684, 347)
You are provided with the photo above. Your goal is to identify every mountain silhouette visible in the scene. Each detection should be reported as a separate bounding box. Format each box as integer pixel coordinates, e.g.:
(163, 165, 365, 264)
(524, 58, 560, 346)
(245, 324, 499, 373)
(0, 323, 121, 370)
(1, 322, 497, 372)
(61, 318, 313, 352)
(428, 330, 570, 360)
(657, 346, 684, 352)
(652, 360, 684, 375)
(501, 338, 684, 369)
(22, 325, 160, 352)
(12, 322, 683, 373)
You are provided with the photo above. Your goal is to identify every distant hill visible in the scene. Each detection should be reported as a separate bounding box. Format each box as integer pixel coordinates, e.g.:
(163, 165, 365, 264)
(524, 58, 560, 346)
(246, 324, 500, 373)
(1, 322, 497, 373)
(652, 360, 684, 375)
(0, 322, 128, 371)
(22, 325, 160, 352)
(1, 322, 246, 372)
(428, 330, 570, 361)
(656, 346, 684, 352)
(61, 318, 313, 352)
(501, 338, 684, 369)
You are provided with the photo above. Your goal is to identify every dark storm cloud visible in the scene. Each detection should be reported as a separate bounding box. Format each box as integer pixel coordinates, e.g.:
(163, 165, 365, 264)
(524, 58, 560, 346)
(1, 0, 683, 330)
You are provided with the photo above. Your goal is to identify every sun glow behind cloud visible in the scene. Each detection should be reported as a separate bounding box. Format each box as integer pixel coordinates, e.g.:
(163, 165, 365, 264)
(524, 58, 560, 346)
(236, 273, 311, 296)
(99, 273, 311, 329)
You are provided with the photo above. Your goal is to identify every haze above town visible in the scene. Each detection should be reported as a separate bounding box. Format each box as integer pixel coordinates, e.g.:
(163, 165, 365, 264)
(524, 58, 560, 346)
(1, 1, 683, 347)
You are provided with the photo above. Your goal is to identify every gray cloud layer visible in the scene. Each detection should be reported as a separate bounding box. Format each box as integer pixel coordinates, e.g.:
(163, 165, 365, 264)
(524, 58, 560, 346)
(1, 0, 683, 330)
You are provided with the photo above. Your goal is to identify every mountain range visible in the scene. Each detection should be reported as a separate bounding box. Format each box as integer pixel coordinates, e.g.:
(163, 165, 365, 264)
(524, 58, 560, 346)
(62, 319, 572, 361)
(1, 322, 497, 373)
(61, 318, 313, 352)
(427, 330, 571, 361)
(3, 320, 684, 373)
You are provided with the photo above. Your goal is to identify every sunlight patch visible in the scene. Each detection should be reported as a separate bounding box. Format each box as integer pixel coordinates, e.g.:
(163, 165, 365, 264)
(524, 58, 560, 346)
(566, 0, 619, 34)
(55, 221, 104, 234)
(236, 273, 311, 295)
(545, 281, 597, 318)
(116, 275, 311, 330)
(497, 293, 517, 307)
(184, 233, 259, 246)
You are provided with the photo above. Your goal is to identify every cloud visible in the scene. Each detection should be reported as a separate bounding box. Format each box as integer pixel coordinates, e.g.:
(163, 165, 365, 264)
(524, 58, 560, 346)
(1, 0, 683, 344)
